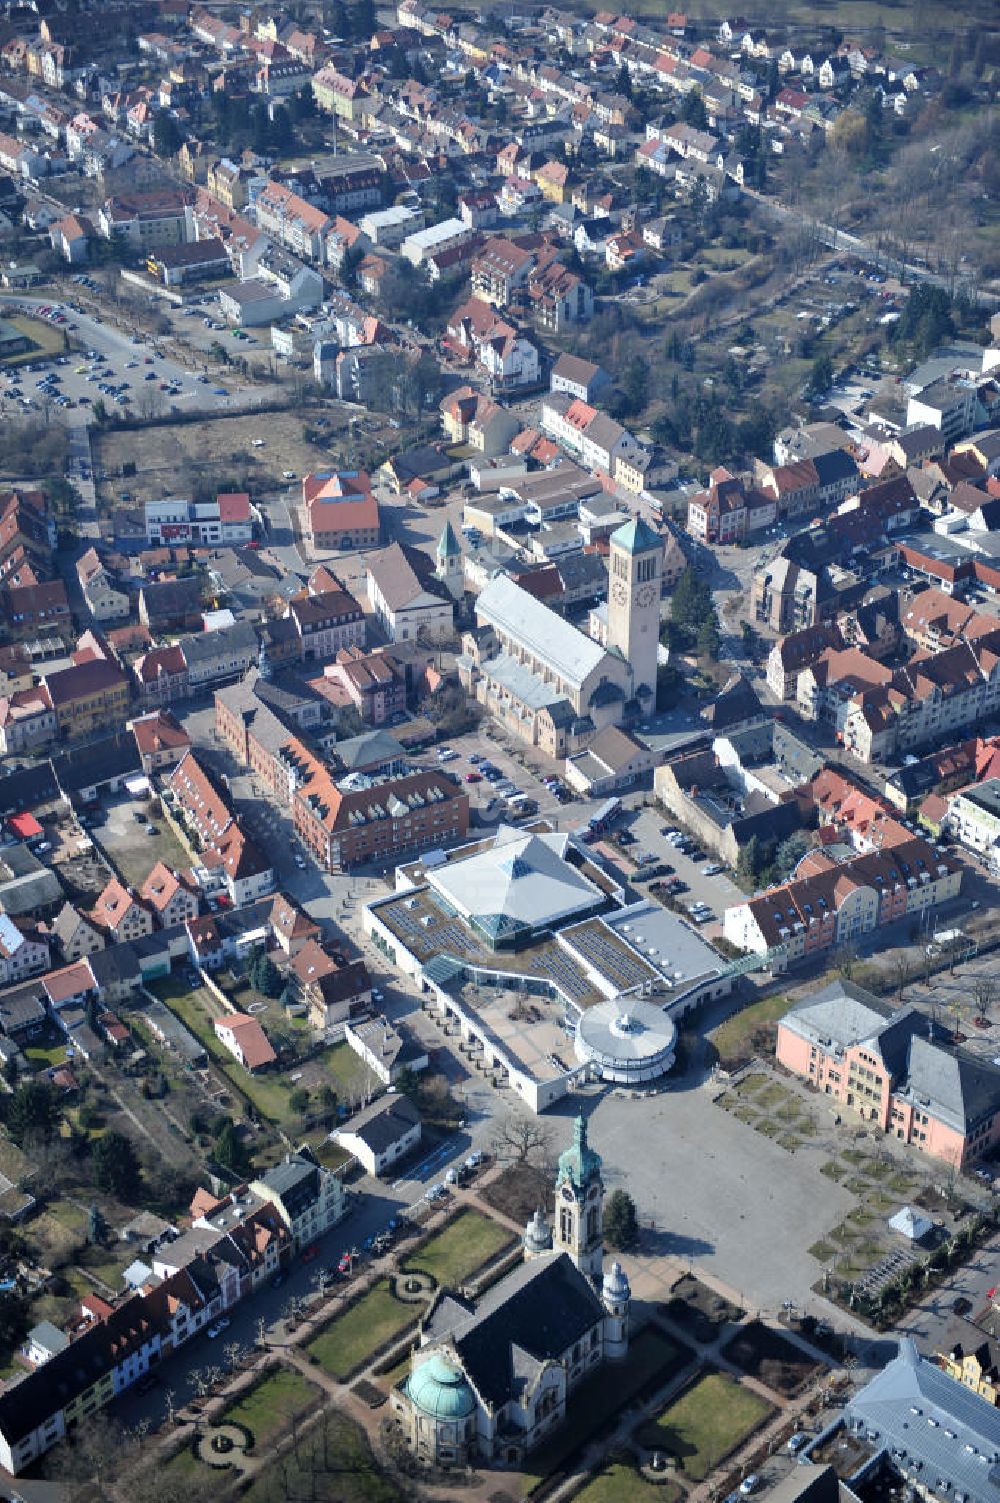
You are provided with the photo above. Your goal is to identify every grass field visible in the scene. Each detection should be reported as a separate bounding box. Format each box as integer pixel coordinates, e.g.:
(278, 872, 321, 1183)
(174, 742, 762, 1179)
(221, 1366, 319, 1448)
(242, 1410, 400, 1503)
(711, 994, 790, 1070)
(407, 1209, 514, 1288)
(523, 1327, 692, 1492)
(639, 1371, 773, 1481)
(307, 1280, 424, 1383)
(574, 1463, 685, 1503)
(0, 314, 66, 366)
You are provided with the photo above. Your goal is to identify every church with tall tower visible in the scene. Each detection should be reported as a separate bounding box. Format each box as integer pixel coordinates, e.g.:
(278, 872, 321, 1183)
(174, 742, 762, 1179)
(391, 1115, 631, 1470)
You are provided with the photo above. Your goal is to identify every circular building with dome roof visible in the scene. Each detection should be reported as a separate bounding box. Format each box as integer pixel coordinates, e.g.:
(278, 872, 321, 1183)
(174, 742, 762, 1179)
(404, 1353, 477, 1464)
(574, 997, 677, 1085)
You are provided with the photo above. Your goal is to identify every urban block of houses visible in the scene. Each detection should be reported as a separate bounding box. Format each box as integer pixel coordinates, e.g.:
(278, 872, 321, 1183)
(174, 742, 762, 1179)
(723, 823, 962, 970)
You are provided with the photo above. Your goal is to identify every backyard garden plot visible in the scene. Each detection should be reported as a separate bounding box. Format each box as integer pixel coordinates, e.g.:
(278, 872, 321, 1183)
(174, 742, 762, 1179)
(637, 1371, 773, 1482)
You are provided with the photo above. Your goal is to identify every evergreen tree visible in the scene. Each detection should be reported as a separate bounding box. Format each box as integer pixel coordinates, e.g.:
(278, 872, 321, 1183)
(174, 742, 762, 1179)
(152, 113, 182, 157)
(603, 1189, 639, 1250)
(3, 1080, 61, 1146)
(681, 88, 708, 130)
(214, 1121, 251, 1176)
(697, 613, 721, 660)
(92, 1132, 141, 1200)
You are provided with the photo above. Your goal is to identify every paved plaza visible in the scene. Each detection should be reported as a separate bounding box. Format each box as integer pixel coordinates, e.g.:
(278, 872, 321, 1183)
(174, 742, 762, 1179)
(583, 1074, 856, 1315)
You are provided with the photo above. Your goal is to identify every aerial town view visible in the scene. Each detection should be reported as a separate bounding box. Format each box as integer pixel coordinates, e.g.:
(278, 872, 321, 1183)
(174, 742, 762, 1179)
(1, 0, 1000, 1499)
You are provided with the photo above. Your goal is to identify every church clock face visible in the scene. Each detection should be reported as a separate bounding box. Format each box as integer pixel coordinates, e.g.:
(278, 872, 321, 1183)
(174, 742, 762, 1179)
(561, 1185, 575, 1201)
(610, 580, 628, 606)
(635, 585, 656, 609)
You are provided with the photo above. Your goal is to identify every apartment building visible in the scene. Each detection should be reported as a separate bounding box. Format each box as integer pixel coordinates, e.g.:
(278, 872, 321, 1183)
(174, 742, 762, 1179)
(286, 741, 468, 871)
(286, 585, 366, 661)
(318, 646, 407, 725)
(98, 189, 193, 248)
(40, 659, 129, 741)
(254, 181, 331, 261)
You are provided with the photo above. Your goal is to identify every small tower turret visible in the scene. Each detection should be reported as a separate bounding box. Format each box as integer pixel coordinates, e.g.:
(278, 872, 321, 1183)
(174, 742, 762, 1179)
(523, 1207, 552, 1260)
(601, 1260, 631, 1360)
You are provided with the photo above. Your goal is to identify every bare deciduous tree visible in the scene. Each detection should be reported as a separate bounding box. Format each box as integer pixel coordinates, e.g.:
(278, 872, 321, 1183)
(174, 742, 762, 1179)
(491, 1111, 551, 1165)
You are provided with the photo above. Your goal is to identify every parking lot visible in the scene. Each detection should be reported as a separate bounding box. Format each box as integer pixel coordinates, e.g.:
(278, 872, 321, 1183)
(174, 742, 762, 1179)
(0, 294, 257, 437)
(95, 794, 193, 891)
(617, 804, 746, 928)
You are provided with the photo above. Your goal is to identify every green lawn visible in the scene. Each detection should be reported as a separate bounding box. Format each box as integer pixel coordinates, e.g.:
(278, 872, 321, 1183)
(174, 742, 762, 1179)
(523, 1327, 691, 1491)
(407, 1209, 514, 1288)
(711, 994, 789, 1070)
(574, 1463, 685, 1503)
(639, 1371, 773, 1481)
(24, 1039, 68, 1068)
(221, 1366, 319, 1448)
(243, 1410, 400, 1503)
(307, 1280, 424, 1382)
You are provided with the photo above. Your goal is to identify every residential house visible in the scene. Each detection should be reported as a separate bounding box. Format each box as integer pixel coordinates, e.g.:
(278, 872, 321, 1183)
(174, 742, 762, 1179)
(250, 1152, 345, 1249)
(90, 878, 153, 944)
(213, 1012, 277, 1072)
(334, 1094, 421, 1176)
(140, 863, 199, 928)
(40, 659, 130, 741)
(76, 549, 129, 622)
(291, 937, 371, 1029)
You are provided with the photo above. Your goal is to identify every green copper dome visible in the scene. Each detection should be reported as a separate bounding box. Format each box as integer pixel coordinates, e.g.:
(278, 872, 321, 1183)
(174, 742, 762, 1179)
(557, 1113, 602, 1191)
(407, 1354, 476, 1420)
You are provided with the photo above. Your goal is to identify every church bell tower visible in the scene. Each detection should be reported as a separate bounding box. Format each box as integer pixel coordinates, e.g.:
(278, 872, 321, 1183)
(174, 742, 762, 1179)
(606, 515, 662, 707)
(552, 1113, 604, 1281)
